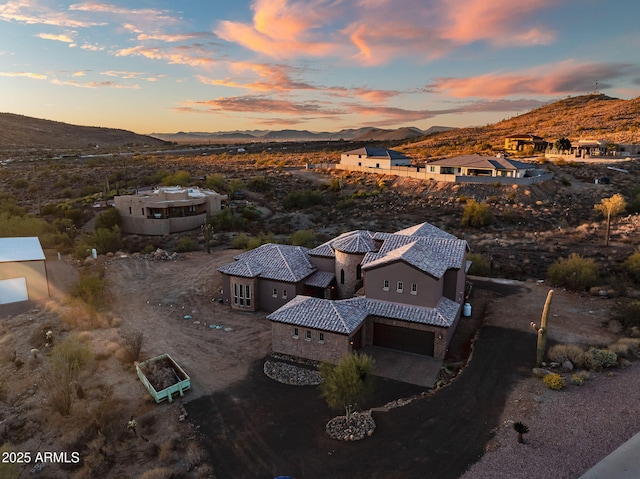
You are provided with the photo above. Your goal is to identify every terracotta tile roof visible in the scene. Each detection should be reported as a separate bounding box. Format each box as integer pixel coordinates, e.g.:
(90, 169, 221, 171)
(267, 295, 460, 333)
(217, 244, 315, 282)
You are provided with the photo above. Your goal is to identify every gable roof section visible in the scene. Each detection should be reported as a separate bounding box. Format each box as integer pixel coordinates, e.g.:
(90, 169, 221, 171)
(428, 154, 533, 171)
(267, 295, 460, 334)
(308, 230, 378, 258)
(218, 243, 315, 282)
(343, 147, 409, 160)
(0, 237, 45, 262)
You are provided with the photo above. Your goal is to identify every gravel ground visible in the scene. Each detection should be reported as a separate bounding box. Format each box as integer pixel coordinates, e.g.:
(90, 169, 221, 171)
(460, 363, 640, 479)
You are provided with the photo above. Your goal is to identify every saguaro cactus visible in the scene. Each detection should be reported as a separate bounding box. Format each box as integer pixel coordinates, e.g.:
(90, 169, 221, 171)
(530, 289, 553, 367)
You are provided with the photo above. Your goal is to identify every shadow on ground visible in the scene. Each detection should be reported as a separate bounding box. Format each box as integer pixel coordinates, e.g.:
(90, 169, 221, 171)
(186, 323, 534, 479)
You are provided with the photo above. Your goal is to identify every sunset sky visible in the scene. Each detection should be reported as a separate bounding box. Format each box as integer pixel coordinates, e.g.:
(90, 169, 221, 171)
(1, 0, 639, 134)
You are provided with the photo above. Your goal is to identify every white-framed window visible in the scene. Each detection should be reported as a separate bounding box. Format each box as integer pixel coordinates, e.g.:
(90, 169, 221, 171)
(233, 283, 251, 307)
(383, 280, 389, 291)
(429, 166, 435, 172)
(282, 289, 288, 299)
(318, 332, 325, 343)
(396, 281, 404, 293)
(293, 327, 299, 338)
(411, 283, 418, 295)
(305, 330, 312, 341)
(272, 288, 277, 297)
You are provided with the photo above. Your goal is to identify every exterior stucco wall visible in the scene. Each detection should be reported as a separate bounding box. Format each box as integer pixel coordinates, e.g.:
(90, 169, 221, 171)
(309, 255, 334, 273)
(0, 260, 49, 301)
(271, 322, 352, 363)
(364, 262, 442, 308)
(257, 279, 304, 313)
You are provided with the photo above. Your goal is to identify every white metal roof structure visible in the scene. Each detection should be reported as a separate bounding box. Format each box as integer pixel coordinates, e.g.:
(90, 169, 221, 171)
(0, 237, 46, 263)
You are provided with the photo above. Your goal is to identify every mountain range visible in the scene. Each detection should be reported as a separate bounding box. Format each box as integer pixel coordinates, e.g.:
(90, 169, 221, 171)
(2, 94, 639, 152)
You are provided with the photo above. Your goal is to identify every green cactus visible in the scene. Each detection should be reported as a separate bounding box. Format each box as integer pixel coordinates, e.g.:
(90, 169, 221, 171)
(530, 290, 554, 367)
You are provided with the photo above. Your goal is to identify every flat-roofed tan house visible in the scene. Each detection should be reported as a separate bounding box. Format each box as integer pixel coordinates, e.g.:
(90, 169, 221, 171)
(505, 134, 548, 152)
(114, 186, 226, 235)
(0, 237, 49, 305)
(218, 222, 470, 363)
(340, 147, 411, 169)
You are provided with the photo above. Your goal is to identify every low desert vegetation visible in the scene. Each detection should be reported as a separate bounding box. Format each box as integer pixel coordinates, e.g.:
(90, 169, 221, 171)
(460, 199, 494, 227)
(543, 372, 565, 390)
(546, 253, 600, 291)
(466, 253, 491, 276)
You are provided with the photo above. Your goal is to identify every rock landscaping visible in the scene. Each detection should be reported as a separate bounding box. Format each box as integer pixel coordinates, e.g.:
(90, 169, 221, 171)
(326, 411, 376, 441)
(263, 359, 323, 386)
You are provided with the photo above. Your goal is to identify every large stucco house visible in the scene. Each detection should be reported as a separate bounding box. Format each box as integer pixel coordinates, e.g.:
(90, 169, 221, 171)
(218, 222, 470, 362)
(340, 147, 411, 169)
(0, 237, 49, 305)
(114, 186, 226, 235)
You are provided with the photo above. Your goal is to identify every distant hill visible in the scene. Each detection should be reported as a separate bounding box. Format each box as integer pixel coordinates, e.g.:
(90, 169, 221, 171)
(403, 94, 640, 156)
(0, 113, 167, 150)
(150, 126, 430, 143)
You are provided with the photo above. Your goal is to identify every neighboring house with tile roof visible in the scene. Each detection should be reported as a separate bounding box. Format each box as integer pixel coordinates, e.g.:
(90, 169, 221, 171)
(504, 134, 548, 153)
(340, 147, 411, 169)
(218, 221, 470, 362)
(425, 154, 536, 179)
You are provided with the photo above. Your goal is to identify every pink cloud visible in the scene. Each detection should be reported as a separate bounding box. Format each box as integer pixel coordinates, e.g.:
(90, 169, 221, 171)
(36, 32, 75, 43)
(215, 0, 341, 59)
(0, 0, 103, 27)
(430, 61, 637, 98)
(0, 71, 47, 80)
(51, 78, 140, 89)
(115, 45, 214, 67)
(180, 95, 344, 116)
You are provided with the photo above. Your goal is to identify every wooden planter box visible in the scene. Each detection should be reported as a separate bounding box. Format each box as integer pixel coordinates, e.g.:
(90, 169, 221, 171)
(136, 354, 191, 403)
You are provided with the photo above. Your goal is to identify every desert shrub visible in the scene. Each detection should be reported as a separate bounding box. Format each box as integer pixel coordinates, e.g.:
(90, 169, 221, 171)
(607, 338, 640, 359)
(161, 170, 191, 186)
(91, 226, 122, 254)
(0, 211, 52, 237)
(543, 373, 565, 390)
(69, 270, 110, 309)
(583, 348, 618, 370)
(336, 198, 356, 210)
(283, 189, 324, 210)
(460, 199, 494, 227)
(547, 344, 586, 367)
(120, 329, 144, 363)
(466, 253, 491, 276)
(94, 208, 120, 230)
(247, 175, 271, 192)
(241, 205, 261, 221)
(211, 208, 246, 231)
(206, 173, 226, 191)
(174, 236, 198, 253)
(610, 299, 640, 331)
(232, 233, 250, 249)
(11, 178, 29, 189)
(290, 229, 317, 248)
(546, 253, 599, 291)
(246, 232, 276, 250)
(45, 338, 93, 416)
(457, 194, 469, 203)
(623, 248, 640, 283)
(141, 244, 156, 254)
(570, 373, 585, 386)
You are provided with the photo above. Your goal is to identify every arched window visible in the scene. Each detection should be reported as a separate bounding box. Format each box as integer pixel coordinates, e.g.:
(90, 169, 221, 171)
(340, 269, 345, 284)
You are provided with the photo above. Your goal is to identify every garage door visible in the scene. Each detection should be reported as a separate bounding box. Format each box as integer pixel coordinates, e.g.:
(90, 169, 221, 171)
(373, 323, 435, 356)
(0, 277, 28, 304)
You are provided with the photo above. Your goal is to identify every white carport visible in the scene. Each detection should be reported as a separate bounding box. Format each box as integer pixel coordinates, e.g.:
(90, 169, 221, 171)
(0, 237, 49, 305)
